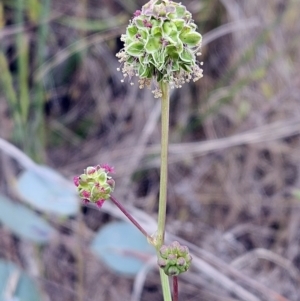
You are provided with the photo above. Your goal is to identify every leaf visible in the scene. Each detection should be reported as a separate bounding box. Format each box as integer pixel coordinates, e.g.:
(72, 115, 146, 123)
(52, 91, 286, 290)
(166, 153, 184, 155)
(166, 45, 179, 60)
(162, 21, 177, 35)
(145, 37, 161, 53)
(90, 221, 155, 276)
(138, 62, 153, 78)
(139, 29, 148, 39)
(179, 62, 192, 72)
(171, 60, 180, 71)
(180, 32, 202, 47)
(126, 42, 144, 56)
(173, 19, 185, 31)
(0, 194, 55, 244)
(17, 165, 79, 216)
(0, 259, 41, 301)
(152, 51, 165, 70)
(179, 26, 191, 37)
(179, 48, 194, 62)
(126, 25, 138, 39)
(166, 31, 179, 44)
(151, 26, 162, 38)
(176, 6, 186, 18)
(150, 19, 162, 27)
(135, 17, 145, 29)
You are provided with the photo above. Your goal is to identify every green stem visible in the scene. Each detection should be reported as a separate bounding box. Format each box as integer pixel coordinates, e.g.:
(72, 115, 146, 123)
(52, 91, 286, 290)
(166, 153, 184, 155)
(157, 82, 170, 249)
(160, 268, 172, 301)
(157, 82, 172, 301)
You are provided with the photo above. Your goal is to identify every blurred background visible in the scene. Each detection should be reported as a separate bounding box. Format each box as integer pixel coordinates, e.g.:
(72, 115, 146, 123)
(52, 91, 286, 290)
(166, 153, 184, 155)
(0, 0, 300, 300)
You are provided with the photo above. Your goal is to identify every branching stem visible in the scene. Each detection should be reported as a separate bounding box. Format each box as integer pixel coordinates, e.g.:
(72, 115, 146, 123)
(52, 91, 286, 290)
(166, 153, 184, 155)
(110, 195, 152, 243)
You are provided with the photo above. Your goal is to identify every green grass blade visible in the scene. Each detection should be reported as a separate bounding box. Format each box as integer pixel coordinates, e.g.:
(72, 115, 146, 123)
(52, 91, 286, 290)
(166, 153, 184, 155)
(16, 0, 30, 124)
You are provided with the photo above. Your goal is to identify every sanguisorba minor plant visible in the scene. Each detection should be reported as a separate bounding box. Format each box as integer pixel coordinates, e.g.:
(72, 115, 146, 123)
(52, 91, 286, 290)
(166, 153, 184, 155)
(74, 1, 203, 300)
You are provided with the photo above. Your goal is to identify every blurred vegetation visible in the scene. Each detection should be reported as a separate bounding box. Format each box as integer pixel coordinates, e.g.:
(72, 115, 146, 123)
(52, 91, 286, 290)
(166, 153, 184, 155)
(1, 0, 300, 300)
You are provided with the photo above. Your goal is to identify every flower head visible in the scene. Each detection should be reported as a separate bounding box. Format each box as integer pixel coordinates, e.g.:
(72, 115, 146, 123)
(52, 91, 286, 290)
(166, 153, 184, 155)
(158, 241, 192, 276)
(116, 0, 203, 97)
(73, 164, 115, 208)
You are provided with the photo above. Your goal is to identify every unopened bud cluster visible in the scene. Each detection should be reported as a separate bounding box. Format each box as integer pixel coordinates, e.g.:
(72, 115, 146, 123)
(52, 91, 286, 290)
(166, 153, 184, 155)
(158, 241, 192, 276)
(116, 0, 203, 97)
(73, 164, 115, 208)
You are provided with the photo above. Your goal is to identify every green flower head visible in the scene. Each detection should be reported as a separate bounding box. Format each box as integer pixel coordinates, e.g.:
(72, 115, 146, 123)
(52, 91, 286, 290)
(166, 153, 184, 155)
(116, 0, 203, 97)
(73, 164, 115, 208)
(158, 241, 192, 276)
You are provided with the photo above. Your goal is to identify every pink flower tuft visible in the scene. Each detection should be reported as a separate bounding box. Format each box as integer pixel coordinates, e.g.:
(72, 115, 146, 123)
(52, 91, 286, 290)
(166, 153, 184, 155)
(73, 176, 80, 187)
(133, 10, 141, 17)
(100, 164, 114, 173)
(82, 190, 90, 198)
(95, 199, 105, 208)
(107, 179, 115, 188)
(143, 19, 152, 28)
(86, 166, 96, 174)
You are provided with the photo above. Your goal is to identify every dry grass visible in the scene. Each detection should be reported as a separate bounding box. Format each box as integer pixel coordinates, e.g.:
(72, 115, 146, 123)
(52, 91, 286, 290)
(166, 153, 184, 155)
(1, 0, 300, 300)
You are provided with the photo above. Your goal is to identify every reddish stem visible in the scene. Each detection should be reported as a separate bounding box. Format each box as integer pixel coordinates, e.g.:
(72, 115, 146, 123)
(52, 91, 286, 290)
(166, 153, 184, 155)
(110, 196, 152, 242)
(173, 276, 178, 301)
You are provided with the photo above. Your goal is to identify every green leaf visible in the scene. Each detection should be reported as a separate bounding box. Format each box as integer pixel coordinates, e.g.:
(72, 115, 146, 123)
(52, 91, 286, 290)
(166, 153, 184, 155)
(0, 194, 55, 244)
(125, 37, 133, 46)
(173, 19, 185, 31)
(175, 41, 183, 54)
(127, 56, 135, 64)
(147, 65, 155, 78)
(126, 42, 144, 56)
(151, 19, 162, 27)
(17, 166, 79, 216)
(171, 60, 180, 71)
(152, 51, 165, 70)
(141, 54, 150, 64)
(180, 62, 192, 72)
(180, 32, 202, 47)
(126, 25, 138, 38)
(135, 17, 145, 29)
(145, 37, 161, 53)
(138, 62, 153, 78)
(0, 260, 42, 301)
(179, 48, 194, 62)
(138, 64, 146, 77)
(179, 26, 191, 37)
(90, 221, 155, 276)
(157, 71, 164, 82)
(166, 45, 179, 60)
(166, 31, 179, 44)
(162, 21, 177, 35)
(189, 23, 197, 30)
(167, 13, 176, 19)
(139, 29, 148, 39)
(151, 26, 162, 37)
(176, 6, 186, 18)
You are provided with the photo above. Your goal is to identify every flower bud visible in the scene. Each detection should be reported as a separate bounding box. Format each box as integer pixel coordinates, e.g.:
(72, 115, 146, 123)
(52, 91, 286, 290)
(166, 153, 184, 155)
(157, 241, 192, 276)
(73, 164, 115, 208)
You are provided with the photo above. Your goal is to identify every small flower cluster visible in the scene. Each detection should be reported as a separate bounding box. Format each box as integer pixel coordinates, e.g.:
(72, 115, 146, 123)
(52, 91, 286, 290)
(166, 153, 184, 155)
(116, 0, 203, 97)
(73, 164, 115, 208)
(158, 241, 192, 276)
